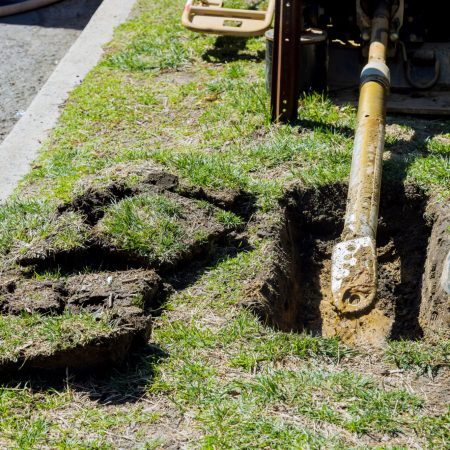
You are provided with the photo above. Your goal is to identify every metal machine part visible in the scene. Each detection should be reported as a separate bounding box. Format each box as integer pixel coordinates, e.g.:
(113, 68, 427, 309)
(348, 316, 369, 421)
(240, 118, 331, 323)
(265, 28, 327, 96)
(356, 0, 403, 42)
(331, 0, 391, 314)
(181, 0, 449, 319)
(309, 0, 450, 113)
(270, 0, 303, 122)
(181, 0, 275, 37)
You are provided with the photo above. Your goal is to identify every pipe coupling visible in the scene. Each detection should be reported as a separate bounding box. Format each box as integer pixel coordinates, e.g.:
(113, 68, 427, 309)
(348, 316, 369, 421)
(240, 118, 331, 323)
(360, 61, 390, 89)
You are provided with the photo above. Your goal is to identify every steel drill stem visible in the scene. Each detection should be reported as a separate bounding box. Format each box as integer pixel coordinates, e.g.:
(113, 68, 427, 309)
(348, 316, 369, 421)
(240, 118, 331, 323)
(342, 72, 386, 241)
(331, 3, 391, 314)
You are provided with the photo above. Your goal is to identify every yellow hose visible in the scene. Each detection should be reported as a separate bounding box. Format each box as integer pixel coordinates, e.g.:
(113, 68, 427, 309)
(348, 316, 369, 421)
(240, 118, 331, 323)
(0, 0, 62, 18)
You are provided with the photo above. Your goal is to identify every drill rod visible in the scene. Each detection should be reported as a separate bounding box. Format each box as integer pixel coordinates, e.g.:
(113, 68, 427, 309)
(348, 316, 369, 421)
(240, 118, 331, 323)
(331, 1, 391, 314)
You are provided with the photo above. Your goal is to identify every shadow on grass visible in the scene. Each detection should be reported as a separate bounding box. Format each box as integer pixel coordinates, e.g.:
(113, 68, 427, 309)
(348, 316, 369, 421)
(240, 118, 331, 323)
(0, 344, 168, 405)
(383, 116, 449, 183)
(296, 114, 449, 186)
(202, 36, 265, 63)
(75, 345, 169, 405)
(295, 118, 354, 138)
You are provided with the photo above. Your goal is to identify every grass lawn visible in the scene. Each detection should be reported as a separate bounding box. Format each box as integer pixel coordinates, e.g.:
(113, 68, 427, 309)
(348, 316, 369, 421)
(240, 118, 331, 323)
(0, 0, 449, 448)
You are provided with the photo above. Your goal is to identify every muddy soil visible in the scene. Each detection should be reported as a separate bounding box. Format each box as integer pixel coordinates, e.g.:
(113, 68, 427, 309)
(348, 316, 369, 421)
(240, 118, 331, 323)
(250, 183, 450, 347)
(0, 0, 102, 143)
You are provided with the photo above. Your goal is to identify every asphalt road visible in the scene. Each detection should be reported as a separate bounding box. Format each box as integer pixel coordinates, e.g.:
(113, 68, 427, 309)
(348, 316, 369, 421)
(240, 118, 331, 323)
(0, 0, 102, 142)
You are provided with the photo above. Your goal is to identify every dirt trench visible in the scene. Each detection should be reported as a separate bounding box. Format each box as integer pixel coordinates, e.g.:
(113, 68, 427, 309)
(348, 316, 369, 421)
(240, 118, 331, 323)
(250, 183, 450, 347)
(1, 165, 448, 374)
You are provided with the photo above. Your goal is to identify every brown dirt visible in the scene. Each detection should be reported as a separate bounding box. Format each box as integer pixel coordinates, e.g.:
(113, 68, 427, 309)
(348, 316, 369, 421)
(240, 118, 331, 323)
(0, 278, 65, 315)
(420, 201, 450, 339)
(64, 270, 165, 313)
(249, 182, 449, 347)
(0, 269, 167, 376)
(0, 167, 245, 375)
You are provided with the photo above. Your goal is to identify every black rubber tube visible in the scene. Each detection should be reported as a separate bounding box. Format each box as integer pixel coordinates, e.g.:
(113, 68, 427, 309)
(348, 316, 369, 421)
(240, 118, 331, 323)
(0, 0, 62, 18)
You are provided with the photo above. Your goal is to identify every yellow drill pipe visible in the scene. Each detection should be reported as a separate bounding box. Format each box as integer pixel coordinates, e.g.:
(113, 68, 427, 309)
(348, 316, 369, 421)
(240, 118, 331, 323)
(331, 3, 390, 314)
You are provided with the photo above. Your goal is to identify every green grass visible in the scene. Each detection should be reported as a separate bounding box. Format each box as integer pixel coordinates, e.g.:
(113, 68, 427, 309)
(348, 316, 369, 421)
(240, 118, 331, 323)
(0, 385, 163, 449)
(0, 246, 448, 448)
(386, 340, 450, 377)
(98, 192, 227, 263)
(98, 193, 187, 262)
(0, 0, 448, 447)
(148, 247, 446, 448)
(0, 200, 53, 257)
(0, 311, 115, 363)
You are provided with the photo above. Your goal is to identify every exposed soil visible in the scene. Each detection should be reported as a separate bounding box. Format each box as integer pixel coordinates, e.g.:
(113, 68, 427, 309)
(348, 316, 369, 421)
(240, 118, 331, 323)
(0, 268, 167, 376)
(0, 167, 245, 375)
(2, 163, 447, 374)
(0, 278, 65, 315)
(18, 168, 238, 273)
(249, 182, 449, 347)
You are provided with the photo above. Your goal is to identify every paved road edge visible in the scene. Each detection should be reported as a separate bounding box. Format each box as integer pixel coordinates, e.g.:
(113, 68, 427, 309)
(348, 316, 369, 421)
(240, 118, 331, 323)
(0, 0, 137, 201)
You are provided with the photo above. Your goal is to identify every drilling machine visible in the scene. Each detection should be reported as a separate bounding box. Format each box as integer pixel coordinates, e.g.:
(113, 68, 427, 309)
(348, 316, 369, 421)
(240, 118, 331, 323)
(269, 0, 449, 316)
(183, 0, 450, 318)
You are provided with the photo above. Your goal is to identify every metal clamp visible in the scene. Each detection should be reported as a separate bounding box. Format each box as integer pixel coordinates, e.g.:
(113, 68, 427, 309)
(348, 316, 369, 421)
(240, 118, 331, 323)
(360, 61, 391, 89)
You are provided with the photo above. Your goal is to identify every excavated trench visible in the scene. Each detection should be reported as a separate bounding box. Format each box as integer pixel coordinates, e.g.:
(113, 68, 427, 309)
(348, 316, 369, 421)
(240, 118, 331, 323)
(1, 167, 448, 375)
(253, 183, 449, 347)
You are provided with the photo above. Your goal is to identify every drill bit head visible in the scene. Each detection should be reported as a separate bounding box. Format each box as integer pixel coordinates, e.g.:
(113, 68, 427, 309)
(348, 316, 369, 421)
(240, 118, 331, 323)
(331, 236, 377, 314)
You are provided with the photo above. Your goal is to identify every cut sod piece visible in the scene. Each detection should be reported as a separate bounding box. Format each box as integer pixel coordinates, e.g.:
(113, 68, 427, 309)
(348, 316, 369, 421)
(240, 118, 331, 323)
(16, 210, 91, 266)
(96, 191, 230, 268)
(16, 172, 236, 272)
(0, 269, 165, 375)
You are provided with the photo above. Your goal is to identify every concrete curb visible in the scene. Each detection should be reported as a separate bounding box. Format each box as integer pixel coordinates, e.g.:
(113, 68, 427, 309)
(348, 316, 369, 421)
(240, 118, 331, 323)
(0, 0, 137, 202)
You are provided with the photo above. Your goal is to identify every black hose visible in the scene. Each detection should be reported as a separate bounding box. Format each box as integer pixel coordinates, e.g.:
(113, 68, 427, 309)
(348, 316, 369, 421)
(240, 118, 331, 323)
(0, 0, 62, 18)
(406, 59, 440, 90)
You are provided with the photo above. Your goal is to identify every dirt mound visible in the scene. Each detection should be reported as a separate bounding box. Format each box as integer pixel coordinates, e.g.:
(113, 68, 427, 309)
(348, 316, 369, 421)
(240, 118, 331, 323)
(0, 167, 244, 375)
(248, 183, 449, 347)
(0, 269, 166, 376)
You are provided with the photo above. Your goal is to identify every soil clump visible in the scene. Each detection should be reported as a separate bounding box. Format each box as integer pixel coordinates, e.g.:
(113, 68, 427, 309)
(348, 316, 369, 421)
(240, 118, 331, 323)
(0, 167, 243, 374)
(0, 269, 166, 376)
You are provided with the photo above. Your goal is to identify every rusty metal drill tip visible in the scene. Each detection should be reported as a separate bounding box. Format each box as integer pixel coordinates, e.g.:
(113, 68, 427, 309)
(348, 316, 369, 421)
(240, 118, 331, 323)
(331, 237, 377, 314)
(331, 0, 391, 314)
